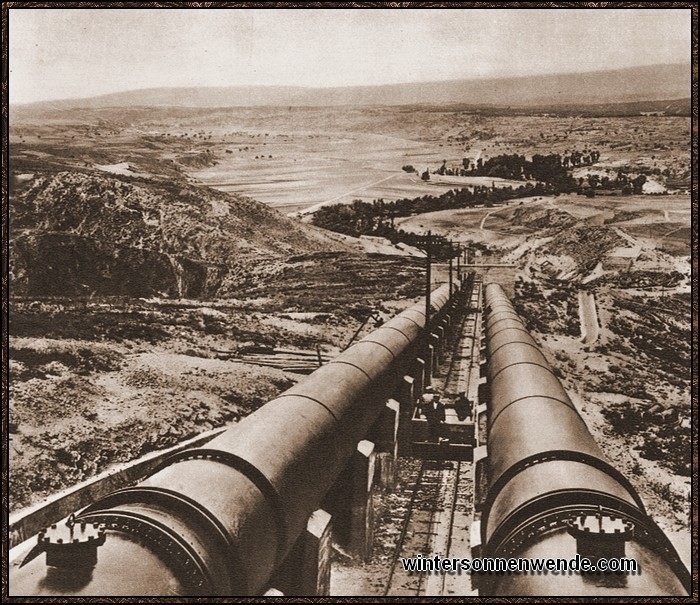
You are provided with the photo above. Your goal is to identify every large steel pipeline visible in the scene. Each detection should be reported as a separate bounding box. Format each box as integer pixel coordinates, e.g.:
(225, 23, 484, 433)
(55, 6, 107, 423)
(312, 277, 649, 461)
(481, 283, 689, 596)
(10, 283, 456, 596)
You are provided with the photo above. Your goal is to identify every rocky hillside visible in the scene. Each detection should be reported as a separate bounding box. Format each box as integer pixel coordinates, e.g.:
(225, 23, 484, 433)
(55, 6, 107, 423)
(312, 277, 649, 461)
(543, 225, 626, 269)
(509, 205, 577, 230)
(10, 171, 343, 297)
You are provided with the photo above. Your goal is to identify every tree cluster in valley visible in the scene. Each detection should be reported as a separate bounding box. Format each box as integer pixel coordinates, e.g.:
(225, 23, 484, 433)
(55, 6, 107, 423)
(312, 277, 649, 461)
(434, 149, 600, 184)
(312, 151, 657, 244)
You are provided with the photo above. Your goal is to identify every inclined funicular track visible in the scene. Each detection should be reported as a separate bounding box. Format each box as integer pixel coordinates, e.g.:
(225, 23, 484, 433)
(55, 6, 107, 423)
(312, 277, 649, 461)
(383, 278, 481, 597)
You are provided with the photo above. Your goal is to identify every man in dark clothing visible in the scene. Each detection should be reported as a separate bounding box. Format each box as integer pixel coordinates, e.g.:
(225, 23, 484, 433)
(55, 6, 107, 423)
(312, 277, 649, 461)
(424, 393, 446, 442)
(455, 392, 474, 422)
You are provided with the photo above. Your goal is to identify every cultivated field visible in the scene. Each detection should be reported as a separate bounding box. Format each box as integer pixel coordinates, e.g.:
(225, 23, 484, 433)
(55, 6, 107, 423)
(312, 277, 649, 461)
(11, 106, 690, 215)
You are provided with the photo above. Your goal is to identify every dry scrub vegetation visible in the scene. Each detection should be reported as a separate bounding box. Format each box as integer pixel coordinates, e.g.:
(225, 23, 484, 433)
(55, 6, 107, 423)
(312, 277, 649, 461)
(9, 253, 425, 512)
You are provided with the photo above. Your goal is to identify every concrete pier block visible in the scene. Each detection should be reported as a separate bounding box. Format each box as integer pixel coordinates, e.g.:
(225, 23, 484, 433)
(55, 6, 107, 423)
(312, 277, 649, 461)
(477, 380, 489, 408)
(397, 377, 415, 456)
(479, 359, 488, 378)
(412, 357, 425, 397)
(348, 440, 376, 561)
(264, 588, 285, 596)
(476, 403, 488, 448)
(371, 399, 400, 489)
(470, 515, 484, 594)
(270, 509, 332, 596)
(470, 517, 482, 560)
(425, 345, 434, 385)
(473, 445, 489, 513)
(437, 326, 446, 356)
(324, 441, 376, 561)
(429, 334, 441, 371)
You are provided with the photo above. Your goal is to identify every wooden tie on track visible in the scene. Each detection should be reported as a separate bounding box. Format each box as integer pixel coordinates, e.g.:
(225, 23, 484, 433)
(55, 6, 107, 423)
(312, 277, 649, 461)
(383, 460, 473, 596)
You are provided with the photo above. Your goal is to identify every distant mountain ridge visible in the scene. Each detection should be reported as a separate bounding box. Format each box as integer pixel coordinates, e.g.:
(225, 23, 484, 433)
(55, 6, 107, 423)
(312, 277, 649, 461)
(18, 63, 690, 109)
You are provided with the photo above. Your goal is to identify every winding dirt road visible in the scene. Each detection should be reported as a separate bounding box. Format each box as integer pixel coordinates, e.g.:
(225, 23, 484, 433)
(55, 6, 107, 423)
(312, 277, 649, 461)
(578, 289, 600, 344)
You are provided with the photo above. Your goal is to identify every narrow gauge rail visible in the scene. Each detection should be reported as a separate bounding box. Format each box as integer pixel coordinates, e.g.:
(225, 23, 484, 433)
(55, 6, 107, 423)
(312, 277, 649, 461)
(383, 288, 479, 597)
(382, 459, 466, 596)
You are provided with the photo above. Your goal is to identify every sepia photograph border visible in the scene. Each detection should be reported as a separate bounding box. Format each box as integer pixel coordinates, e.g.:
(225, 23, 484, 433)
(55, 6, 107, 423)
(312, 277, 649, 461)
(1, 2, 697, 602)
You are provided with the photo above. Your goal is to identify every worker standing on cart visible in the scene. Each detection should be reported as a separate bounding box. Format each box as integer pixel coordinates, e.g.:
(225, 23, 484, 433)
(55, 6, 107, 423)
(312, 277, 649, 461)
(420, 385, 436, 411)
(423, 392, 446, 442)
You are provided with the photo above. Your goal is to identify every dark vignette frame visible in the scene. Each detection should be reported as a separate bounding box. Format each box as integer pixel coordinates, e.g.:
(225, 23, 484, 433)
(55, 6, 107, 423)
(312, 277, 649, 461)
(1, 2, 697, 603)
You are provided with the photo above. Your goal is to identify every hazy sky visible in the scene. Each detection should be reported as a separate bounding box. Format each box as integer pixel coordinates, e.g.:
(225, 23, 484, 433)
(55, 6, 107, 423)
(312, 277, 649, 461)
(9, 7, 692, 104)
